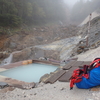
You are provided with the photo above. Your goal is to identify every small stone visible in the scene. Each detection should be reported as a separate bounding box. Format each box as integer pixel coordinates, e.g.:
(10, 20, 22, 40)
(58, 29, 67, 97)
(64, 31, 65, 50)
(60, 87, 65, 90)
(22, 91, 25, 94)
(34, 93, 37, 95)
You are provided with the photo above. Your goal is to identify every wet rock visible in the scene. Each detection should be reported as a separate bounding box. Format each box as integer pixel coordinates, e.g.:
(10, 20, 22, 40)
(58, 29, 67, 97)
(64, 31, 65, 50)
(39, 74, 50, 83)
(0, 82, 9, 89)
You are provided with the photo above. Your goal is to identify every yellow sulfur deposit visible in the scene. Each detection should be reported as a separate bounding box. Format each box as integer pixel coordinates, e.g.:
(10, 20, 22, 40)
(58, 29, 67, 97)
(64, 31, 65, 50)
(22, 60, 33, 65)
(27, 60, 32, 64)
(22, 60, 29, 65)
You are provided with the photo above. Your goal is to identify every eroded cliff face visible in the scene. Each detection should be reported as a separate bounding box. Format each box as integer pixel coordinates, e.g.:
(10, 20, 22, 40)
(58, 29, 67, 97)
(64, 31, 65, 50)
(0, 25, 78, 52)
(1, 14, 100, 65)
(0, 24, 79, 64)
(1, 36, 81, 65)
(71, 15, 100, 56)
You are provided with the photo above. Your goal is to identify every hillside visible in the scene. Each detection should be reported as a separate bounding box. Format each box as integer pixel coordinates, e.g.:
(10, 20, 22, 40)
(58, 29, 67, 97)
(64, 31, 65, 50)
(0, 24, 79, 64)
(1, 10, 100, 65)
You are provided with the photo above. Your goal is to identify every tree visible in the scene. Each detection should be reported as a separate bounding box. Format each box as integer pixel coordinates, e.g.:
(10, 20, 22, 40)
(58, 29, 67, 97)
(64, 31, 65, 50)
(0, 0, 68, 27)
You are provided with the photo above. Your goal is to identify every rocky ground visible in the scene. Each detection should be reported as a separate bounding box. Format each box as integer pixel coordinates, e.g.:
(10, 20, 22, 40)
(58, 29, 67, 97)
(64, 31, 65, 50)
(0, 81, 99, 100)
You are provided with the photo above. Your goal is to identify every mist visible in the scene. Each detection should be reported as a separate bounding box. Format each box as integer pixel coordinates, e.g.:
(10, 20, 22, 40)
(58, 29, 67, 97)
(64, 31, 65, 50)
(64, 0, 79, 7)
(64, 0, 100, 24)
(0, 0, 99, 27)
(64, 0, 91, 7)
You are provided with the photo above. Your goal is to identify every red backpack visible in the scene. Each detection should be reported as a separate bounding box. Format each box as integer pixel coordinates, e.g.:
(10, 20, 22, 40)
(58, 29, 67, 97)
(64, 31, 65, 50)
(69, 58, 100, 90)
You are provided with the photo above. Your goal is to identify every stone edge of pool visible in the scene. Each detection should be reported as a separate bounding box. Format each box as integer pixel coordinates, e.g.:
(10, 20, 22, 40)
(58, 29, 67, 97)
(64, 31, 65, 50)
(0, 59, 60, 89)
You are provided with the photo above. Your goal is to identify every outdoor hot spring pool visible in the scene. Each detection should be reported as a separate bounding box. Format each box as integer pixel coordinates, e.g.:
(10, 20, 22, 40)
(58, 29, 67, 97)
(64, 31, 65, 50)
(0, 63, 58, 82)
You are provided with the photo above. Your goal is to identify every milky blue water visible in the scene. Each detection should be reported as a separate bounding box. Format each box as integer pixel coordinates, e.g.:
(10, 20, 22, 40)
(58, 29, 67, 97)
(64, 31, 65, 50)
(0, 63, 58, 82)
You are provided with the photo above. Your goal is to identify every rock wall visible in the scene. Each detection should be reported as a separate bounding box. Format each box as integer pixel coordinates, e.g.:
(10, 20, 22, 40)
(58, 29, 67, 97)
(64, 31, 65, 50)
(71, 16, 100, 56)
(2, 46, 60, 64)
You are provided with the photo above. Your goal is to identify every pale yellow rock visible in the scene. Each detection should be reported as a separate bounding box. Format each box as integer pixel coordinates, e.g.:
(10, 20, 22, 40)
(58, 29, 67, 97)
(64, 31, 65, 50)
(22, 61, 28, 65)
(27, 60, 32, 64)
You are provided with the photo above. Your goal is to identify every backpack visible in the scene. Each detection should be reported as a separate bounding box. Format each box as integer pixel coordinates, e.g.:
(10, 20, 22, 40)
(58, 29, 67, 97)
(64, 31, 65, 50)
(69, 58, 100, 90)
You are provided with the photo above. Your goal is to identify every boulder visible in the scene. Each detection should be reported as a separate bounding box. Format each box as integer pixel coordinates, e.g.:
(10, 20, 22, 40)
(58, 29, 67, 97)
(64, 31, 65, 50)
(12, 48, 32, 63)
(0, 82, 9, 89)
(39, 74, 50, 83)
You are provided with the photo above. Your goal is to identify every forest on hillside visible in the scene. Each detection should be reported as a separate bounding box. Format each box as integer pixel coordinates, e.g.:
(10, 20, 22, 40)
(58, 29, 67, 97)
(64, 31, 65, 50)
(0, 0, 100, 28)
(0, 0, 67, 27)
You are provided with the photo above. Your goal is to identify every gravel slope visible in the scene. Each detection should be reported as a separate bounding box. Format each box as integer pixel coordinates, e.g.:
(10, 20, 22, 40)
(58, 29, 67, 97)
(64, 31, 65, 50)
(0, 82, 94, 100)
(77, 46, 100, 61)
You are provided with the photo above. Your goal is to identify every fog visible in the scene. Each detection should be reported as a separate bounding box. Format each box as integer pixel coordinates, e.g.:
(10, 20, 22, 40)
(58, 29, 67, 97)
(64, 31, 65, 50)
(64, 0, 79, 7)
(63, 0, 99, 24)
(0, 0, 99, 27)
(64, 0, 91, 7)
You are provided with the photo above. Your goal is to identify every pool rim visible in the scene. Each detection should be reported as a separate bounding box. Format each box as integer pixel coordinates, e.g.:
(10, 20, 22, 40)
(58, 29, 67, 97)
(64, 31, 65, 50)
(0, 59, 60, 89)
